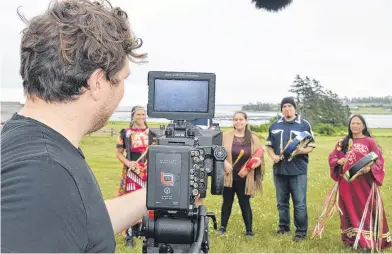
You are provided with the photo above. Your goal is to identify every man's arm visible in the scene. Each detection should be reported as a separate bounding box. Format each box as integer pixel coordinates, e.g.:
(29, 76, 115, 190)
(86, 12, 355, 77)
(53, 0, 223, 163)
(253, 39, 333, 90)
(105, 188, 147, 235)
(266, 145, 277, 159)
(265, 126, 281, 163)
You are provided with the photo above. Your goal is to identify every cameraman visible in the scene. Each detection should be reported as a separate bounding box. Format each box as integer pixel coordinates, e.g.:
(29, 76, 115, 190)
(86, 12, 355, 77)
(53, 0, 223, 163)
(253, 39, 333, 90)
(1, 0, 147, 252)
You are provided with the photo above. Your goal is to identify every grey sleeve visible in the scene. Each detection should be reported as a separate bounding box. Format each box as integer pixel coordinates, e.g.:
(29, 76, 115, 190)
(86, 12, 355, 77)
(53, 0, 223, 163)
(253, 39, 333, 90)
(1, 157, 88, 253)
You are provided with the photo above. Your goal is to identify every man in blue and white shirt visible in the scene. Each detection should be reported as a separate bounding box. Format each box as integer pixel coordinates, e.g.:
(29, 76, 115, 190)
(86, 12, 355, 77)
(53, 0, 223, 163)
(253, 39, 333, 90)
(265, 97, 316, 242)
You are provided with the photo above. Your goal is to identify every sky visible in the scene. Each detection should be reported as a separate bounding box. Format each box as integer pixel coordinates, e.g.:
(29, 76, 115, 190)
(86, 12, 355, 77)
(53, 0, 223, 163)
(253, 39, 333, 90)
(1, 0, 391, 106)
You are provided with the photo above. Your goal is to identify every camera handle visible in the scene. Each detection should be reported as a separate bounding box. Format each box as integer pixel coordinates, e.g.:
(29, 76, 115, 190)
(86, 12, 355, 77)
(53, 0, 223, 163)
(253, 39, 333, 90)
(211, 146, 227, 195)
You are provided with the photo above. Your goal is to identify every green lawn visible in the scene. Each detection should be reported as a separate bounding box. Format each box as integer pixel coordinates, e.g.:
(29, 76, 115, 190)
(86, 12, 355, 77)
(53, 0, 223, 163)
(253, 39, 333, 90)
(80, 128, 392, 253)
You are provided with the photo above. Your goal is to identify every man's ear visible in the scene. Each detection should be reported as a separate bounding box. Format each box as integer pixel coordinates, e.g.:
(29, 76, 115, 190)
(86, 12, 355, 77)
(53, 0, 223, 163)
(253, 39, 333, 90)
(87, 69, 105, 101)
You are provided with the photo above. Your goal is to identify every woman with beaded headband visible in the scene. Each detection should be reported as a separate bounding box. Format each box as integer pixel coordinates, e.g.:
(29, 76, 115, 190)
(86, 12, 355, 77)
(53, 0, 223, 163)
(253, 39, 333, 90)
(116, 105, 149, 247)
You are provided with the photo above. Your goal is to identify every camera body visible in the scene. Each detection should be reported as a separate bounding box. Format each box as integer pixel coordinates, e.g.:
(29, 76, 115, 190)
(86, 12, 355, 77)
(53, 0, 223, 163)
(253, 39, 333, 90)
(139, 71, 225, 253)
(147, 120, 226, 213)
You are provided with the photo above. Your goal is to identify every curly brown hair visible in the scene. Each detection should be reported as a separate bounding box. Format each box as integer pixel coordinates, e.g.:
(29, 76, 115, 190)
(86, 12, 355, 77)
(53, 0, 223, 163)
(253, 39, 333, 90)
(18, 0, 147, 102)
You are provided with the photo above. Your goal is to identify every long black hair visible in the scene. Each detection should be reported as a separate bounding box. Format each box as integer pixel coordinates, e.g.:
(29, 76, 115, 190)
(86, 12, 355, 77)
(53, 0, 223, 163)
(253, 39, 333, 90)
(341, 114, 371, 153)
(233, 111, 252, 146)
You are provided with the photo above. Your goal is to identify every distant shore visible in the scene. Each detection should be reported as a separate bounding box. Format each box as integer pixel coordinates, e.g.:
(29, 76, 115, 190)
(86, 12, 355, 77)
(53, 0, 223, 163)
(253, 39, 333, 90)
(244, 107, 392, 115)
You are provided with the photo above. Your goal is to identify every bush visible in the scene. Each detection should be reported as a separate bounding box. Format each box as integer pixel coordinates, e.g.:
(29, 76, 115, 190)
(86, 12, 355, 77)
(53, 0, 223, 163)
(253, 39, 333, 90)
(250, 124, 269, 133)
(313, 123, 346, 136)
(250, 118, 347, 137)
(249, 116, 279, 133)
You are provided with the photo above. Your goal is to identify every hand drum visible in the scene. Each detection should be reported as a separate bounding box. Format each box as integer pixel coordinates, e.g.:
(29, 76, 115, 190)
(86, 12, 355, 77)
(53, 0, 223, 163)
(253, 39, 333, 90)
(282, 131, 313, 161)
(343, 152, 378, 182)
(238, 148, 264, 178)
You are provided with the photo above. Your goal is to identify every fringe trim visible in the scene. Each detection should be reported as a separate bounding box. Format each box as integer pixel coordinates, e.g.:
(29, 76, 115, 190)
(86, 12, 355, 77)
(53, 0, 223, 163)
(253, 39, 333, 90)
(245, 169, 255, 196)
(342, 227, 391, 240)
(311, 181, 341, 239)
(224, 171, 233, 188)
(353, 183, 386, 253)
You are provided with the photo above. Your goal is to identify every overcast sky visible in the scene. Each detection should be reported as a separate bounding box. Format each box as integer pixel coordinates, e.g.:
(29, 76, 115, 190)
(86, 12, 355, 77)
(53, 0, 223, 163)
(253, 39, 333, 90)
(1, 0, 391, 106)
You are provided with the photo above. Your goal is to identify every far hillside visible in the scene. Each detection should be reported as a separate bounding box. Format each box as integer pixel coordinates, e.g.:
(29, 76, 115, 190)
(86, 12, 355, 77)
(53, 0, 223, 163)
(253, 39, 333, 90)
(243, 91, 392, 115)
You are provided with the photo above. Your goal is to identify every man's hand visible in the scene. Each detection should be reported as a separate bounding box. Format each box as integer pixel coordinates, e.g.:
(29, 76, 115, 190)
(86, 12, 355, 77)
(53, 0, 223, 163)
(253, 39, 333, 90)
(272, 155, 281, 164)
(195, 194, 204, 207)
(337, 158, 346, 165)
(266, 146, 280, 164)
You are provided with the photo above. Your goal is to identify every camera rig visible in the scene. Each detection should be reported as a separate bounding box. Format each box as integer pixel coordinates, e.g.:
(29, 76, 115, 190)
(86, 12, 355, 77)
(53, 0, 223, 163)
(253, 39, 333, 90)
(138, 71, 226, 253)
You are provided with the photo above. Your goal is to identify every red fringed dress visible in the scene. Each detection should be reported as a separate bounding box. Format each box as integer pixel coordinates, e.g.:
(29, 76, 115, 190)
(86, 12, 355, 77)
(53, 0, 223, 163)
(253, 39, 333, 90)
(328, 137, 391, 250)
(116, 126, 148, 196)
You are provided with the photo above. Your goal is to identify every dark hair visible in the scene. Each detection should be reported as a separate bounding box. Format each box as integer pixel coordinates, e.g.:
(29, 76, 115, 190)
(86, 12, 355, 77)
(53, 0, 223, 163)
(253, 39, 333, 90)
(233, 111, 252, 146)
(130, 105, 148, 128)
(341, 114, 371, 153)
(18, 0, 147, 103)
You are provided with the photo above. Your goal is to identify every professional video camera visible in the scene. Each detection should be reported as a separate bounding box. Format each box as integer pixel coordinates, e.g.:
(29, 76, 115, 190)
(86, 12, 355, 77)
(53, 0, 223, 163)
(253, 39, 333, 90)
(138, 71, 226, 253)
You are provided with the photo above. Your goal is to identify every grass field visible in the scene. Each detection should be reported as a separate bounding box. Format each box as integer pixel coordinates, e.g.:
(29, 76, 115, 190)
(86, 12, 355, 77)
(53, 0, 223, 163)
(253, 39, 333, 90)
(351, 107, 392, 115)
(80, 125, 392, 253)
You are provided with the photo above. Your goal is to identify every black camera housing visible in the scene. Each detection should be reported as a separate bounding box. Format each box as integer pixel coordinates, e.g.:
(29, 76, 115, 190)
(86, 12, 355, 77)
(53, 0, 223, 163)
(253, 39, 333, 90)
(147, 120, 226, 213)
(139, 71, 226, 253)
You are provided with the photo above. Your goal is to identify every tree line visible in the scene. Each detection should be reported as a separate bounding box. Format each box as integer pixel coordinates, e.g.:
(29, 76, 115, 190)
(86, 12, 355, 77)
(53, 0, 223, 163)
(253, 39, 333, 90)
(245, 75, 356, 135)
(242, 102, 279, 111)
(243, 75, 351, 126)
(343, 96, 392, 105)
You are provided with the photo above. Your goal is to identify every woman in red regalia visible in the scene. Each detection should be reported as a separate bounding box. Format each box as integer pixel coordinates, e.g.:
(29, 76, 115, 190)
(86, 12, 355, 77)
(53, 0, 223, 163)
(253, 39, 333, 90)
(326, 115, 391, 252)
(116, 105, 149, 247)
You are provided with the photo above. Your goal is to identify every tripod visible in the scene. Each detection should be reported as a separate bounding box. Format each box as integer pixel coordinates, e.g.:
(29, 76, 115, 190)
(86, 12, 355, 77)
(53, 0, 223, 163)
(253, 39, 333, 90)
(140, 205, 217, 253)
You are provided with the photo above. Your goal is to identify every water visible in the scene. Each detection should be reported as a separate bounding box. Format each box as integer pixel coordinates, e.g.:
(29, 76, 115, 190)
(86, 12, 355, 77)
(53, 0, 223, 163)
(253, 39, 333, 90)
(360, 114, 392, 129)
(110, 105, 392, 128)
(1, 102, 390, 128)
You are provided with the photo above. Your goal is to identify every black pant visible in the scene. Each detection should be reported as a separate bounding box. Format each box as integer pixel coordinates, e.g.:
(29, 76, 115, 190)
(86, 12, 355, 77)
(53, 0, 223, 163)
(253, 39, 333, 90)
(220, 179, 252, 232)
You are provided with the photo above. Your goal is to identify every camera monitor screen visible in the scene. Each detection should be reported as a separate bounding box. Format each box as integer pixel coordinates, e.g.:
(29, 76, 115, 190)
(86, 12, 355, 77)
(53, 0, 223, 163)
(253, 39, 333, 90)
(154, 79, 209, 113)
(147, 71, 216, 120)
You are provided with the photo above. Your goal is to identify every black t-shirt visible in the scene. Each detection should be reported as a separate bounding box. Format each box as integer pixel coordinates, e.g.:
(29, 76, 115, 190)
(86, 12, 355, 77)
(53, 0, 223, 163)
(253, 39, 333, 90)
(1, 114, 116, 253)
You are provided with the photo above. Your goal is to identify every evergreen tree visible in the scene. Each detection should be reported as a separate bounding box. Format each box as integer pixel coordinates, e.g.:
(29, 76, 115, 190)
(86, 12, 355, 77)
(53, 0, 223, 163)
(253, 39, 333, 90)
(289, 75, 350, 126)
